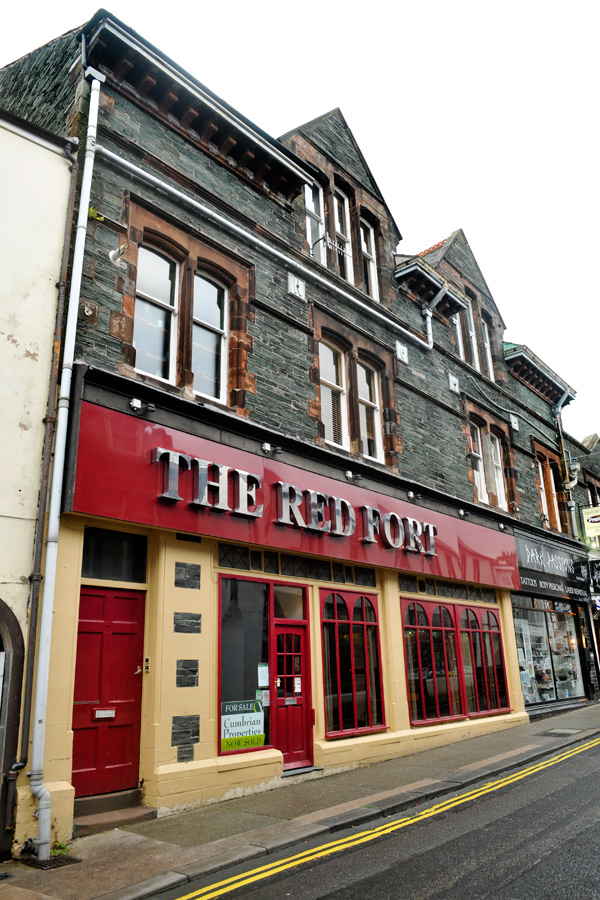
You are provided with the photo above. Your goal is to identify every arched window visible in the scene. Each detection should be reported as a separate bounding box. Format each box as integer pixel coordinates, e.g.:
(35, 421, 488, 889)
(404, 602, 462, 722)
(402, 598, 509, 725)
(321, 589, 384, 735)
(460, 608, 508, 713)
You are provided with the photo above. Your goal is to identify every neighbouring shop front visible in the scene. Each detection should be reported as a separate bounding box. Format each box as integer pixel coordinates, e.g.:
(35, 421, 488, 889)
(512, 530, 598, 709)
(27, 387, 528, 845)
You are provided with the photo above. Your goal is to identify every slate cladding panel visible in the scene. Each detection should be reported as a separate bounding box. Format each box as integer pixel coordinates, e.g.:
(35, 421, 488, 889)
(176, 660, 199, 688)
(174, 613, 202, 634)
(172, 715, 199, 746)
(175, 563, 201, 590)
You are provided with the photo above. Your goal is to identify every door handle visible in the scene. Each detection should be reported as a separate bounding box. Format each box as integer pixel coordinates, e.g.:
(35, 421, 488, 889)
(134, 666, 142, 675)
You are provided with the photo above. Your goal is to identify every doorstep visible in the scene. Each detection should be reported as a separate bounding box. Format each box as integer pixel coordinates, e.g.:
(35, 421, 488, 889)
(73, 789, 157, 837)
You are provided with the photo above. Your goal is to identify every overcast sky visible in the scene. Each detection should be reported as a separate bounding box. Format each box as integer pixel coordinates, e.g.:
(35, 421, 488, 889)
(3, 1, 598, 445)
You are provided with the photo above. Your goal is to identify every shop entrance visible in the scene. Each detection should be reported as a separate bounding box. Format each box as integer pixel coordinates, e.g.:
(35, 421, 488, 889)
(273, 623, 312, 769)
(220, 577, 312, 770)
(72, 587, 145, 797)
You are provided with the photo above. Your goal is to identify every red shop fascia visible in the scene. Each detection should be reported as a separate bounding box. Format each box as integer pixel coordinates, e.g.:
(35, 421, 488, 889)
(66, 400, 520, 588)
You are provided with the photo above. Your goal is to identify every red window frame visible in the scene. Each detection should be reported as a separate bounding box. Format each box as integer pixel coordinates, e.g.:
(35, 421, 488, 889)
(320, 588, 386, 738)
(402, 598, 510, 726)
(459, 607, 509, 716)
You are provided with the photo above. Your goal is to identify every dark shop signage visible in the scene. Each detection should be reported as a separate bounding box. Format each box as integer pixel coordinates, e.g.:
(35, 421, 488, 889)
(515, 530, 589, 599)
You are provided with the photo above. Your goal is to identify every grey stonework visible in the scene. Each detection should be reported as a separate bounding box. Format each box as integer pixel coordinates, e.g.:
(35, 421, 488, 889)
(174, 613, 202, 634)
(176, 660, 199, 688)
(172, 715, 199, 747)
(174, 563, 201, 590)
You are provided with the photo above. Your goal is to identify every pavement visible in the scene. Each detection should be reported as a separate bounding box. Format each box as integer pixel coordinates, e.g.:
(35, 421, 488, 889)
(2, 702, 600, 900)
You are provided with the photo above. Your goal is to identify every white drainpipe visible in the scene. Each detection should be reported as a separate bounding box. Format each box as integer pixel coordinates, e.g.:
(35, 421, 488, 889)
(27, 71, 103, 860)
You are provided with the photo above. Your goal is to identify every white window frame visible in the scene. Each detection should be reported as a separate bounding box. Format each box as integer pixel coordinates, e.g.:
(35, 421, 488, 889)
(357, 361, 384, 462)
(192, 272, 228, 403)
(482, 318, 495, 381)
(359, 218, 379, 302)
(465, 302, 480, 371)
(305, 183, 326, 266)
(453, 303, 480, 372)
(334, 189, 354, 284)
(133, 245, 179, 384)
(319, 342, 349, 450)
(490, 433, 507, 510)
(469, 423, 489, 504)
(453, 313, 465, 361)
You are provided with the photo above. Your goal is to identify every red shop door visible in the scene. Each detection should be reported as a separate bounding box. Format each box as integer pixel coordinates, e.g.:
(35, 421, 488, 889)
(273, 624, 312, 769)
(72, 587, 145, 797)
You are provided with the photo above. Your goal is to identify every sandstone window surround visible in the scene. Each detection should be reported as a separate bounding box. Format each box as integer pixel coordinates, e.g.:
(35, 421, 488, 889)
(318, 340, 384, 463)
(533, 443, 569, 534)
(123, 204, 254, 411)
(467, 413, 511, 512)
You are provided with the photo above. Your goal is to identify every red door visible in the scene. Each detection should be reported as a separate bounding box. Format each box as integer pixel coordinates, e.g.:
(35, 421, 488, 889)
(72, 587, 145, 797)
(273, 624, 312, 769)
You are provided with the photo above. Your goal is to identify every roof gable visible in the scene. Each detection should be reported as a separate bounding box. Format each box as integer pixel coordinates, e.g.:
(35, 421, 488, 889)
(284, 108, 380, 198)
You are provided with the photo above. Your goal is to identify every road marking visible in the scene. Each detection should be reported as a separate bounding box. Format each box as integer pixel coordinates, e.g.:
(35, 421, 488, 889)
(176, 736, 600, 900)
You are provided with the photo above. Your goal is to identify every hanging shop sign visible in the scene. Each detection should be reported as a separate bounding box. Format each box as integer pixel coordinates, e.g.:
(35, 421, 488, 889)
(69, 402, 519, 588)
(582, 506, 600, 539)
(514, 530, 589, 599)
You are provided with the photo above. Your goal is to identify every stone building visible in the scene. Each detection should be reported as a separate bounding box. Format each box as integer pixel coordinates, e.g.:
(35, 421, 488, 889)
(1, 9, 599, 858)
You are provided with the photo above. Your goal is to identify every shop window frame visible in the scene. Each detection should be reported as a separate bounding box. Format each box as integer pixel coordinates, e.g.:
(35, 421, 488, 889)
(402, 597, 510, 727)
(320, 587, 386, 738)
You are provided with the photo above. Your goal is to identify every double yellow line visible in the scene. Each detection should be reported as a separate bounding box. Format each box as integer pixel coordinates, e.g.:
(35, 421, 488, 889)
(178, 736, 600, 900)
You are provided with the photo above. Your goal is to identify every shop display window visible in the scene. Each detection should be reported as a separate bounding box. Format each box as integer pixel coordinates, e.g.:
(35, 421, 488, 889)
(321, 589, 384, 736)
(512, 599, 585, 705)
(220, 578, 271, 748)
(402, 599, 510, 725)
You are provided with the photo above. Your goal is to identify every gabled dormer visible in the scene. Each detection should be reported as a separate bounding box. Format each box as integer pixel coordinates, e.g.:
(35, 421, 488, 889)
(280, 109, 400, 306)
(411, 229, 505, 383)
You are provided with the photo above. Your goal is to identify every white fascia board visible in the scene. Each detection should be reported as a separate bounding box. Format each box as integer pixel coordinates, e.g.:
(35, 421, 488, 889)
(504, 348, 576, 399)
(89, 19, 312, 186)
(394, 258, 467, 310)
